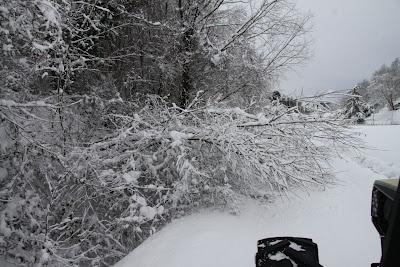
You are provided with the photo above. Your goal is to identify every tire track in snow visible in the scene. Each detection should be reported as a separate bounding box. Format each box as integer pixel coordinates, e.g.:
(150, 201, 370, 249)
(354, 155, 400, 179)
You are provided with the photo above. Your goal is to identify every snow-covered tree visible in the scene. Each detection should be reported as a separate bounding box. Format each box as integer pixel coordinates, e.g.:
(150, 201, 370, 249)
(369, 60, 400, 110)
(341, 86, 373, 123)
(354, 58, 400, 111)
(0, 1, 337, 266)
(1, 0, 311, 105)
(0, 93, 359, 266)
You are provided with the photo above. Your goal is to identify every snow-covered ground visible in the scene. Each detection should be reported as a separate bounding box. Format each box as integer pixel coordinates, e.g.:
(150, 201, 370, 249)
(354, 125, 400, 177)
(365, 108, 400, 125)
(115, 125, 400, 267)
(0, 259, 17, 267)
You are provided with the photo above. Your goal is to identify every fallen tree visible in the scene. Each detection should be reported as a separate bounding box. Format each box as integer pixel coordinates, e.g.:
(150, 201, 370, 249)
(0, 93, 359, 266)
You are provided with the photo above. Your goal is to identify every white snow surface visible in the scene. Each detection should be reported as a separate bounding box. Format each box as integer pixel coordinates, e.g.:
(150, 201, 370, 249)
(112, 125, 399, 267)
(268, 252, 296, 266)
(289, 242, 305, 252)
(139, 206, 157, 220)
(169, 130, 193, 147)
(36, 0, 61, 27)
(0, 258, 16, 267)
(365, 108, 400, 125)
(123, 170, 141, 184)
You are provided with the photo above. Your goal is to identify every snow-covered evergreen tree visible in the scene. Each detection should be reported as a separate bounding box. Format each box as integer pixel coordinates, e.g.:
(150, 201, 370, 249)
(341, 86, 373, 123)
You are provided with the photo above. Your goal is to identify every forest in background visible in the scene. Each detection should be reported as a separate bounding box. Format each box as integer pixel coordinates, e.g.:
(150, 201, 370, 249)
(340, 58, 400, 124)
(355, 58, 400, 111)
(0, 0, 312, 106)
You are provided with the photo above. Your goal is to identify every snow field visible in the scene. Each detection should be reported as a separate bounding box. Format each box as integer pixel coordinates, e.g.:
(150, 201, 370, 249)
(364, 108, 400, 125)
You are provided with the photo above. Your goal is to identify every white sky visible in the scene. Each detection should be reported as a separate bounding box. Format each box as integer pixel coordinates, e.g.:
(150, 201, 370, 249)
(280, 0, 400, 96)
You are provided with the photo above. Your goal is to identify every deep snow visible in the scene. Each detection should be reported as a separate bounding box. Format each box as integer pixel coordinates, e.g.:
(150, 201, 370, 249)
(115, 125, 400, 267)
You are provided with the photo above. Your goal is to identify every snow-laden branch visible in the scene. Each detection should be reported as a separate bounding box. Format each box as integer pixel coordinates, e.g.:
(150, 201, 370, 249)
(0, 94, 360, 266)
(0, 99, 55, 108)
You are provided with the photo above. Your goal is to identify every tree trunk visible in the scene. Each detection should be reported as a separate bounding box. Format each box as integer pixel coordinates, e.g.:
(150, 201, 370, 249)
(177, 0, 194, 108)
(388, 96, 395, 111)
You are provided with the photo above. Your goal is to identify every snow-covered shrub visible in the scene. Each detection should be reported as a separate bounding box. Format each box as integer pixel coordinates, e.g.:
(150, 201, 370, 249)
(341, 86, 373, 124)
(0, 93, 358, 266)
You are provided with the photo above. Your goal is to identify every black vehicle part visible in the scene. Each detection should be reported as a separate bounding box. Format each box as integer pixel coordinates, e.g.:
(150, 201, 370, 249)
(378, 180, 400, 267)
(256, 237, 323, 267)
(371, 180, 397, 239)
(371, 179, 400, 267)
(371, 186, 391, 253)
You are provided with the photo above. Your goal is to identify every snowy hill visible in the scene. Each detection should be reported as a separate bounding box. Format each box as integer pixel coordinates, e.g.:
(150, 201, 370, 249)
(114, 125, 400, 267)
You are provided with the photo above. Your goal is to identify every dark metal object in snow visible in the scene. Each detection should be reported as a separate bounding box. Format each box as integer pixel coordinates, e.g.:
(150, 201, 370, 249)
(255, 237, 322, 267)
(371, 179, 400, 267)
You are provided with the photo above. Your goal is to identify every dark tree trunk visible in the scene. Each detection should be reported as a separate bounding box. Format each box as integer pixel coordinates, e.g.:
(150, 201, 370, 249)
(179, 27, 196, 108)
(388, 97, 395, 111)
(177, 0, 194, 108)
(180, 64, 191, 108)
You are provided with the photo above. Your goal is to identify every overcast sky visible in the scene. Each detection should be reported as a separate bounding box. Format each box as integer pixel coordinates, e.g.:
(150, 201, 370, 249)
(279, 0, 400, 96)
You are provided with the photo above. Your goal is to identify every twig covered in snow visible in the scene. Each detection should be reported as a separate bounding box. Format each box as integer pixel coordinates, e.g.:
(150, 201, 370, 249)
(0, 93, 360, 266)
